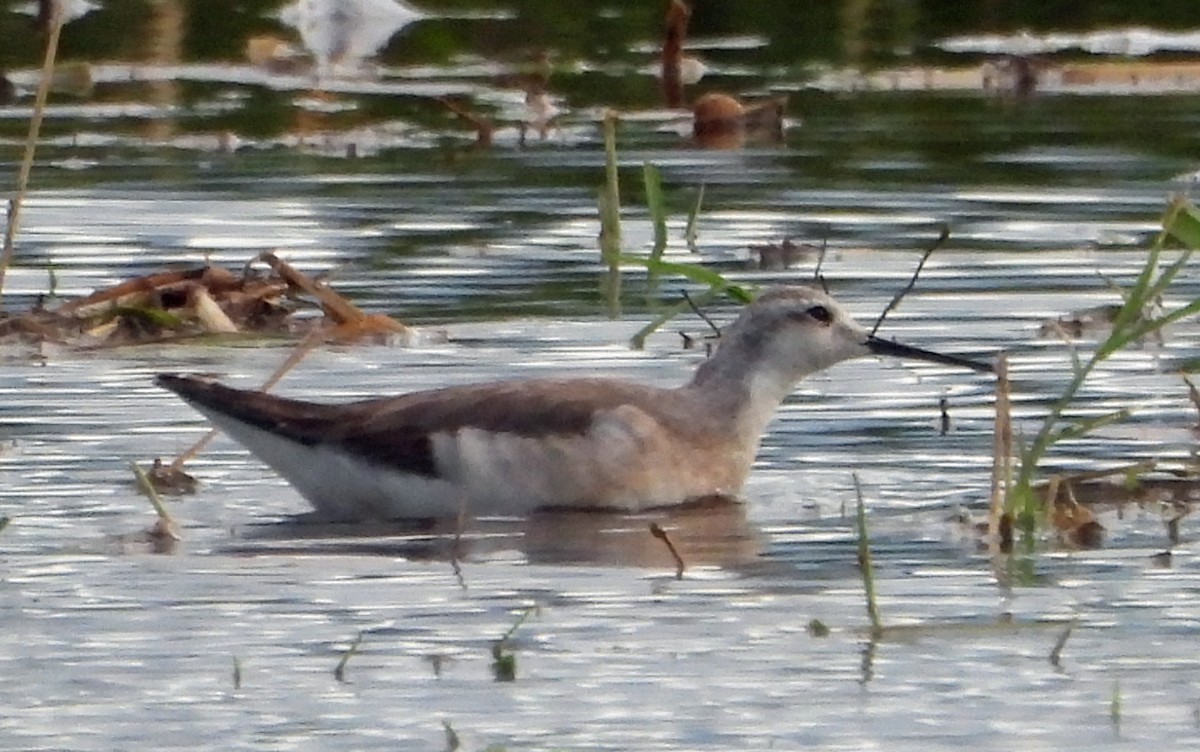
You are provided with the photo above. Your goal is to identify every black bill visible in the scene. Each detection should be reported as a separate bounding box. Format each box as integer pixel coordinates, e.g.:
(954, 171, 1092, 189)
(866, 336, 994, 374)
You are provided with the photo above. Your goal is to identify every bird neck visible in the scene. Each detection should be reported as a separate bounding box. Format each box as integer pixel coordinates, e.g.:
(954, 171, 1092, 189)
(685, 337, 797, 449)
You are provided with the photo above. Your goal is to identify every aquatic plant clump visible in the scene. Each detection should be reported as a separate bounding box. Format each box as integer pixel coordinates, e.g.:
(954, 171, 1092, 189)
(1005, 196, 1200, 532)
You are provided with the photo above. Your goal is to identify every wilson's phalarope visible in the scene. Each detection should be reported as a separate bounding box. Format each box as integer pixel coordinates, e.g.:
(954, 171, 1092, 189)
(158, 286, 991, 520)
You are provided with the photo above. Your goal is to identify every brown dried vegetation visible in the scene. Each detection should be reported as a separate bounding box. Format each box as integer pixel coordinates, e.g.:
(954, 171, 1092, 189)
(0, 251, 410, 353)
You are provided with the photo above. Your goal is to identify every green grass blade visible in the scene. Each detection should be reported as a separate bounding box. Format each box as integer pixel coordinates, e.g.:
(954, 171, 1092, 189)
(617, 253, 753, 302)
(853, 474, 883, 638)
(1009, 196, 1200, 522)
(1105, 199, 1179, 334)
(1047, 408, 1132, 444)
(598, 111, 622, 316)
(1135, 198, 1200, 306)
(1164, 196, 1200, 248)
(334, 631, 364, 682)
(642, 162, 667, 264)
(1114, 297, 1200, 349)
(130, 461, 173, 526)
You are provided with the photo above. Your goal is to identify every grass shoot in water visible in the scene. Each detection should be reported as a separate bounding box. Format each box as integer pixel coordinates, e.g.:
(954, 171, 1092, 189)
(642, 162, 667, 269)
(598, 110, 622, 317)
(853, 473, 883, 638)
(491, 605, 536, 682)
(334, 631, 364, 683)
(1006, 196, 1200, 534)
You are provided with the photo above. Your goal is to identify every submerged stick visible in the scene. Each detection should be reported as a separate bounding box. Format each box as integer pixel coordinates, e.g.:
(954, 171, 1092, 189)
(852, 473, 883, 637)
(1048, 620, 1076, 667)
(0, 7, 65, 307)
(649, 522, 685, 579)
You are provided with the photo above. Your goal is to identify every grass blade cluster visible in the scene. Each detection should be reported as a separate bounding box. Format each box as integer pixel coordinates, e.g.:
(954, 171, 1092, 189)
(596, 111, 748, 339)
(1006, 196, 1200, 530)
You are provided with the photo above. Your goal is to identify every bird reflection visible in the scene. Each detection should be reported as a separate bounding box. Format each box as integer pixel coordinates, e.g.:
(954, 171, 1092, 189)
(228, 497, 762, 570)
(277, 0, 423, 75)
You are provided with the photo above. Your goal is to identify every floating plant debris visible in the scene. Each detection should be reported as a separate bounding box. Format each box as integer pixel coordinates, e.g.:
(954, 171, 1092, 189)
(0, 252, 413, 352)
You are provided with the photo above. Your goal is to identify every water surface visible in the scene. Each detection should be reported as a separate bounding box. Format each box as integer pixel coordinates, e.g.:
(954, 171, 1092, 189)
(3, 2, 1200, 749)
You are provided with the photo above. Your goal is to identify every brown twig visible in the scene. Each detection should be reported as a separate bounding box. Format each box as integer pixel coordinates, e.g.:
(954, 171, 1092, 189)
(249, 251, 366, 325)
(55, 268, 203, 315)
(811, 237, 830, 293)
(436, 96, 494, 147)
(1183, 374, 1200, 423)
(649, 522, 685, 579)
(869, 225, 950, 337)
(680, 288, 721, 337)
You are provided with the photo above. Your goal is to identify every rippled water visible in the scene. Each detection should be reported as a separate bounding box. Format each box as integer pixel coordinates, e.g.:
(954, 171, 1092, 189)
(4, 2, 1200, 749)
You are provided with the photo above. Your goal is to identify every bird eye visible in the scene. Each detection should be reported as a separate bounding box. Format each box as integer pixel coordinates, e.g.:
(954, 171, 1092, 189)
(806, 304, 833, 325)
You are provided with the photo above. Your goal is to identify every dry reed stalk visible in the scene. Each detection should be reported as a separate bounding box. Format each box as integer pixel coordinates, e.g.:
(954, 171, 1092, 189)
(0, 8, 65, 306)
(988, 354, 1011, 547)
